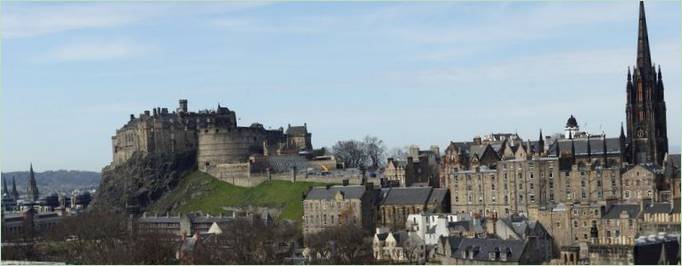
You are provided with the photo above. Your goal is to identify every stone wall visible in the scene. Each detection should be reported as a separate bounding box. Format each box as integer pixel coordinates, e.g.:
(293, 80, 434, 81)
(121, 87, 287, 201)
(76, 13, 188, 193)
(197, 126, 286, 171)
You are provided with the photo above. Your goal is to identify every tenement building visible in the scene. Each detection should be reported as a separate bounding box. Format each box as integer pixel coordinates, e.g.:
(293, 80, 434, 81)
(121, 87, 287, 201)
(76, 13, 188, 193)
(302, 184, 378, 240)
(442, 2, 679, 260)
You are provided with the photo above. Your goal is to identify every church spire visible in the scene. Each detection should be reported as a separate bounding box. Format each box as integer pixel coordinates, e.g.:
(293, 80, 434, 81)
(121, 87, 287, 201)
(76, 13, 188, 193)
(2, 177, 8, 195)
(538, 129, 545, 155)
(27, 163, 39, 202)
(636, 1, 652, 76)
(11, 177, 19, 200)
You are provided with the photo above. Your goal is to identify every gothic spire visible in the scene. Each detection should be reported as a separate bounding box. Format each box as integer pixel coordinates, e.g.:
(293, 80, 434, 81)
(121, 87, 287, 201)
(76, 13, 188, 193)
(2, 177, 7, 195)
(620, 122, 626, 139)
(27, 163, 39, 202)
(538, 129, 545, 154)
(11, 177, 19, 200)
(636, 1, 652, 76)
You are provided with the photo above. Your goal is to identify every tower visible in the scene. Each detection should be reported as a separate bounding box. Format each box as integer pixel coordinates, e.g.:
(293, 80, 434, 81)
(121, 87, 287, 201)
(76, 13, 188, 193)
(27, 164, 39, 202)
(2, 177, 7, 196)
(11, 177, 19, 201)
(625, 1, 668, 166)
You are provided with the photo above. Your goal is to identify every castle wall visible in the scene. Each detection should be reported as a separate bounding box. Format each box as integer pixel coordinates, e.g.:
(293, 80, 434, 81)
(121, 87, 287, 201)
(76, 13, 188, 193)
(198, 127, 281, 171)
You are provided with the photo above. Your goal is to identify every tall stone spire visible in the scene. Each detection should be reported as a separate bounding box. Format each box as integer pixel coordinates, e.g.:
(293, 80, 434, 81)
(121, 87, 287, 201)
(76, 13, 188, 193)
(625, 1, 668, 166)
(11, 177, 19, 200)
(636, 1, 652, 74)
(27, 163, 39, 202)
(538, 129, 545, 155)
(2, 177, 8, 195)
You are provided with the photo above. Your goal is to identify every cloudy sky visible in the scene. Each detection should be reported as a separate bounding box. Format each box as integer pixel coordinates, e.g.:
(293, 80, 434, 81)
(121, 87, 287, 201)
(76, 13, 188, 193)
(2, 1, 680, 172)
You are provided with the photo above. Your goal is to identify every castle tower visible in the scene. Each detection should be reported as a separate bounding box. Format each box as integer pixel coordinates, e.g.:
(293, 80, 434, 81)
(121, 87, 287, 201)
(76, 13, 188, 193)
(625, 1, 668, 165)
(27, 164, 39, 202)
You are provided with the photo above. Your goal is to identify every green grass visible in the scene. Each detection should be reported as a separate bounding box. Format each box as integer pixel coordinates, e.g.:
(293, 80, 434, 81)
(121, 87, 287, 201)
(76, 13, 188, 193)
(148, 171, 328, 221)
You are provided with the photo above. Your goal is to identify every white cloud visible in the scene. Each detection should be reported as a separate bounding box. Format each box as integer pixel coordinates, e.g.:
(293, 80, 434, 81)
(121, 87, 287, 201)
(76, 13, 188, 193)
(48, 40, 153, 61)
(1, 2, 271, 39)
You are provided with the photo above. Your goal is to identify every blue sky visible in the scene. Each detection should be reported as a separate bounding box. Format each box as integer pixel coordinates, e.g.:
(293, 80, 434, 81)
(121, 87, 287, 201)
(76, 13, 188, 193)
(1, 1, 680, 172)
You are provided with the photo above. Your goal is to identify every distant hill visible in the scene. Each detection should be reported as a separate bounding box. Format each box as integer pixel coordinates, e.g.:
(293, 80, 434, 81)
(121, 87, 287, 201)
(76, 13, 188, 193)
(0, 170, 100, 195)
(149, 171, 327, 221)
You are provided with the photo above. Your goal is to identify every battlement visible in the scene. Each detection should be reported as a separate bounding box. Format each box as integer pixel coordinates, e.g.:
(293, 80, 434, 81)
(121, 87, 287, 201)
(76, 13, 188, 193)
(109, 99, 314, 177)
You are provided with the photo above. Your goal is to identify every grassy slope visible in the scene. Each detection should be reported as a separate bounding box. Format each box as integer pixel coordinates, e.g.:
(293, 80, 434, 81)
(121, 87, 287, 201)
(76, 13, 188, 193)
(149, 171, 327, 221)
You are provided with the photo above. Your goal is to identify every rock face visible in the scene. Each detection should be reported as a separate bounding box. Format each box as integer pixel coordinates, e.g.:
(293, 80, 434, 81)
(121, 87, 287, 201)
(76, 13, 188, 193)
(90, 151, 196, 212)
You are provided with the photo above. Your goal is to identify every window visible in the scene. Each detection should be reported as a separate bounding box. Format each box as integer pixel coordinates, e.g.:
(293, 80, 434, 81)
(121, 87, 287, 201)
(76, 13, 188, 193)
(530, 183, 534, 190)
(573, 220, 578, 228)
(625, 191, 631, 199)
(530, 194, 535, 202)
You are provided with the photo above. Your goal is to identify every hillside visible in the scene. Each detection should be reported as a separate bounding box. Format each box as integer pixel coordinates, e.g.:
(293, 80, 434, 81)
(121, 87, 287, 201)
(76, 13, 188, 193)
(0, 170, 100, 194)
(149, 171, 327, 221)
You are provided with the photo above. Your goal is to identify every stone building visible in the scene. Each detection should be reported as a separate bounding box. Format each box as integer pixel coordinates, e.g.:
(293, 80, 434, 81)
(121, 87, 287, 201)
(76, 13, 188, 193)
(302, 184, 377, 239)
(621, 164, 660, 202)
(438, 237, 550, 265)
(384, 146, 441, 188)
(109, 99, 313, 179)
(135, 213, 234, 236)
(597, 204, 640, 245)
(378, 186, 449, 230)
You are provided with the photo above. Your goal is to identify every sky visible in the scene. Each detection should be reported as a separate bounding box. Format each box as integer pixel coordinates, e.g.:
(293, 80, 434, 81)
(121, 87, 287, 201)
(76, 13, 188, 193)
(1, 1, 680, 172)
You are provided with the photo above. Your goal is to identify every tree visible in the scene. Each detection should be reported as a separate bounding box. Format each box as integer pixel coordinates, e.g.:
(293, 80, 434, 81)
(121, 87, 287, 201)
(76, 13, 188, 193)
(332, 136, 387, 170)
(332, 140, 368, 169)
(363, 136, 386, 170)
(387, 146, 409, 162)
(305, 224, 374, 264)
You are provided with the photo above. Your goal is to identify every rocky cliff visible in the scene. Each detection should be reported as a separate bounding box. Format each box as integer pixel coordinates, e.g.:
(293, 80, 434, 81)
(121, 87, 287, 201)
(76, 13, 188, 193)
(90, 151, 196, 212)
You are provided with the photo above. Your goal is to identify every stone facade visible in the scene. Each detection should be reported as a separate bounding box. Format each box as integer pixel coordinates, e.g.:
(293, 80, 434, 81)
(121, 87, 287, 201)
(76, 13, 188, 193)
(302, 184, 377, 239)
(110, 99, 313, 179)
(378, 187, 449, 230)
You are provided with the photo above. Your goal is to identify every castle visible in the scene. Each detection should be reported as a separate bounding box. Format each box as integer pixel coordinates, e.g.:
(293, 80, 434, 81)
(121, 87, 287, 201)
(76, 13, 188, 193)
(110, 100, 314, 179)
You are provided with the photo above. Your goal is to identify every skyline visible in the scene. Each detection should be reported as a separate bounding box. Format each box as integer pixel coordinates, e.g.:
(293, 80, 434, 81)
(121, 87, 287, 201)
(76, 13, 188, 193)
(2, 1, 681, 172)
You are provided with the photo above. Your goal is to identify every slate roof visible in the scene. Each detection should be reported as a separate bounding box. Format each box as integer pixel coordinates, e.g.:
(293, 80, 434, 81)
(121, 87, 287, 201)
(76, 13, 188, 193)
(286, 126, 308, 135)
(449, 237, 528, 262)
(427, 188, 448, 206)
(548, 137, 622, 156)
(468, 145, 489, 158)
(643, 203, 673, 214)
(602, 204, 641, 219)
(667, 154, 681, 169)
(381, 187, 433, 205)
(305, 185, 366, 200)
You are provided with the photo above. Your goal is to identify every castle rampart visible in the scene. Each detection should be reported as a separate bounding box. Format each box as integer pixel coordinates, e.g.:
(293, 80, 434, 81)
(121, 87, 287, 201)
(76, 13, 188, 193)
(110, 99, 316, 183)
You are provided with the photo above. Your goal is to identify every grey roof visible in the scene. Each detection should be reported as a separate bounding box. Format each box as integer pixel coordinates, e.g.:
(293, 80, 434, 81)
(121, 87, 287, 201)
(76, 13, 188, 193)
(286, 126, 308, 135)
(602, 204, 641, 219)
(448, 221, 472, 231)
(305, 185, 366, 200)
(669, 154, 681, 169)
(427, 188, 448, 205)
(548, 137, 622, 156)
(450, 237, 528, 262)
(376, 232, 389, 241)
(643, 203, 673, 214)
(469, 145, 489, 158)
(138, 216, 182, 223)
(381, 187, 433, 205)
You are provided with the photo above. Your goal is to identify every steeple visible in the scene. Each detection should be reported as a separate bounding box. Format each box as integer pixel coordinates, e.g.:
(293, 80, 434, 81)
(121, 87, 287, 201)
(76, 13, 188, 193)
(636, 0, 652, 74)
(538, 129, 545, 155)
(27, 163, 39, 202)
(11, 177, 19, 200)
(620, 122, 626, 139)
(2, 177, 8, 195)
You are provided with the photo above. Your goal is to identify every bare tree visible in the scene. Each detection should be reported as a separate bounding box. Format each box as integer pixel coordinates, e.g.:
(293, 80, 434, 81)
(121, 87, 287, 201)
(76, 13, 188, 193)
(402, 233, 426, 264)
(363, 135, 386, 170)
(306, 224, 374, 264)
(387, 146, 409, 162)
(332, 140, 368, 169)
